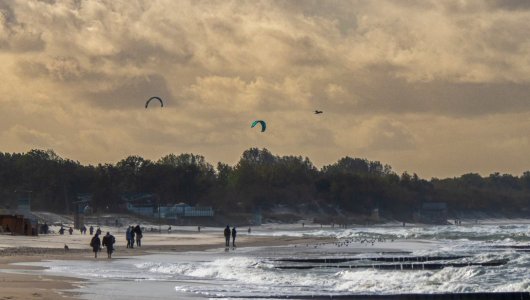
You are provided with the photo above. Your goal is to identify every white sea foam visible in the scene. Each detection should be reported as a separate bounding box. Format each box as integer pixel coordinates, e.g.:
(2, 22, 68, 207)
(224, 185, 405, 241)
(20, 222, 530, 299)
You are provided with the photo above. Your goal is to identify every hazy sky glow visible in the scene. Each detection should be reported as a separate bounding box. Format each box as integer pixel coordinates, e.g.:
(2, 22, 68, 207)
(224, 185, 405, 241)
(1, 0, 530, 178)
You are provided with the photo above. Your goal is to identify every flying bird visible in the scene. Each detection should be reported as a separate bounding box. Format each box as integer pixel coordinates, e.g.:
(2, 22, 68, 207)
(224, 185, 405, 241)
(314, 110, 323, 114)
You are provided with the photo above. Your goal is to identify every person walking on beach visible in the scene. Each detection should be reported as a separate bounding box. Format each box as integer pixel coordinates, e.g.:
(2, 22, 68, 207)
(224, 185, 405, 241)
(68, 227, 73, 235)
(102, 232, 116, 259)
(96, 227, 102, 236)
(90, 233, 101, 258)
(230, 226, 237, 247)
(59, 226, 65, 235)
(134, 225, 143, 247)
(126, 226, 131, 248)
(224, 225, 231, 247)
(130, 226, 135, 248)
(89, 225, 94, 235)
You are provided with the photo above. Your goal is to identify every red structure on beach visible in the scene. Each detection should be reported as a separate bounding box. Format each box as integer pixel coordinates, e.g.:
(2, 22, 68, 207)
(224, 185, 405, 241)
(0, 214, 38, 236)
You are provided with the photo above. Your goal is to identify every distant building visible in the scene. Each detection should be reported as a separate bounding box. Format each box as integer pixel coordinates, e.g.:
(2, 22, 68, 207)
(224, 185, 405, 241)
(416, 202, 448, 224)
(0, 194, 39, 235)
(121, 194, 214, 219)
(0, 211, 38, 236)
(160, 203, 214, 218)
(121, 193, 158, 217)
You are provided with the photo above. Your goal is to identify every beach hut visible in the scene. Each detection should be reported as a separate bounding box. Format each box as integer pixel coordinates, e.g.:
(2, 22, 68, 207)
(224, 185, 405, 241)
(0, 212, 38, 236)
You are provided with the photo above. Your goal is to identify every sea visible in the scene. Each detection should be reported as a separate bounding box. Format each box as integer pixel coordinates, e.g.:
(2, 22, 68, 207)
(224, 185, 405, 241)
(18, 221, 530, 299)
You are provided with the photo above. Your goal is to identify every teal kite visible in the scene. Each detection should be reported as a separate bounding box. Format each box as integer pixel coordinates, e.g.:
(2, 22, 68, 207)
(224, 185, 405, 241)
(251, 120, 266, 132)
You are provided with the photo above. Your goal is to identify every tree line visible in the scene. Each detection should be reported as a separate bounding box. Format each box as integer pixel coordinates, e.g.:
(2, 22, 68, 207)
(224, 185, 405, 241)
(0, 148, 529, 219)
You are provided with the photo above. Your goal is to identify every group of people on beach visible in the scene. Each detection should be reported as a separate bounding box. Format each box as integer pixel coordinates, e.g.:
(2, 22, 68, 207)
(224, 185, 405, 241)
(88, 224, 245, 258)
(87, 225, 143, 259)
(126, 225, 143, 248)
(58, 226, 74, 235)
(224, 225, 237, 247)
(90, 231, 116, 259)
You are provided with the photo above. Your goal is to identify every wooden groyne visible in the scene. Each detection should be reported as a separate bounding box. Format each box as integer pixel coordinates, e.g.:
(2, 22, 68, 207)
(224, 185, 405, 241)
(216, 292, 530, 299)
(275, 256, 469, 264)
(275, 259, 508, 270)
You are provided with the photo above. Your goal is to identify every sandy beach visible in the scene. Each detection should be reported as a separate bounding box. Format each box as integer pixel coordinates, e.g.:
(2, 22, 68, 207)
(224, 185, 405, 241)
(0, 228, 332, 300)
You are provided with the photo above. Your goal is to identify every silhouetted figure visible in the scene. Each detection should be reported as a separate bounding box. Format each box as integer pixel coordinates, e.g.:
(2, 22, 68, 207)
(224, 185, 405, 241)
(68, 227, 73, 235)
(130, 226, 135, 248)
(59, 226, 65, 235)
(89, 226, 94, 235)
(248, 227, 251, 234)
(126, 227, 131, 248)
(90, 234, 101, 258)
(198, 226, 201, 232)
(102, 232, 116, 259)
(134, 225, 142, 247)
(231, 227, 237, 247)
(224, 225, 231, 247)
(168, 226, 172, 233)
(96, 227, 102, 236)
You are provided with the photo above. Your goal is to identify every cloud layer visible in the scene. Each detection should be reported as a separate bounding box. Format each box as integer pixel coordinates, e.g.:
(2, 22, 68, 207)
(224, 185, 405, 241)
(1, 0, 530, 178)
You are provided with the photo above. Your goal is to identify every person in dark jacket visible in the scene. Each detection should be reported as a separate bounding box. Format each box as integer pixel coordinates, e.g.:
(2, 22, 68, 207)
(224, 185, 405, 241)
(89, 225, 94, 235)
(224, 225, 231, 247)
(134, 225, 143, 247)
(231, 227, 237, 247)
(130, 226, 135, 248)
(90, 234, 101, 258)
(102, 232, 116, 259)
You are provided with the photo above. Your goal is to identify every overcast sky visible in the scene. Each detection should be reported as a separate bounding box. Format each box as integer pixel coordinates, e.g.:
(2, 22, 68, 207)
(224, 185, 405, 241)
(1, 0, 530, 178)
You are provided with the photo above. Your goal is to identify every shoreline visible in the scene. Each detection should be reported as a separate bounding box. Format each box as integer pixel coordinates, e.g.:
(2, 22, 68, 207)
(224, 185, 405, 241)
(0, 234, 334, 300)
(1, 220, 529, 299)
